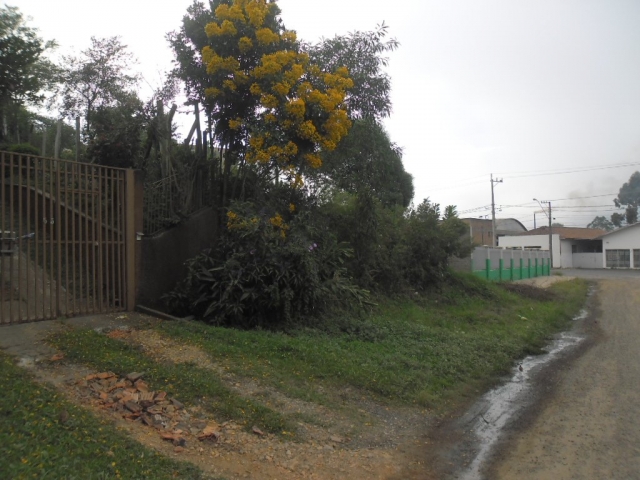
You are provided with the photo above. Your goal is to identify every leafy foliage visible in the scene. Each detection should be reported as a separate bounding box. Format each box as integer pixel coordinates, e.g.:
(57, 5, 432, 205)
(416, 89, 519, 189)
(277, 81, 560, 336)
(0, 6, 58, 143)
(86, 91, 145, 168)
(322, 195, 471, 292)
(612, 171, 640, 226)
(587, 215, 614, 232)
(316, 118, 414, 207)
(165, 201, 369, 326)
(59, 36, 139, 137)
(306, 23, 398, 120)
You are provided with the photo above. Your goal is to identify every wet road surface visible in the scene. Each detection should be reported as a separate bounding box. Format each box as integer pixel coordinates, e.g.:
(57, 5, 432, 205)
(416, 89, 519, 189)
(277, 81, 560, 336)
(487, 276, 640, 479)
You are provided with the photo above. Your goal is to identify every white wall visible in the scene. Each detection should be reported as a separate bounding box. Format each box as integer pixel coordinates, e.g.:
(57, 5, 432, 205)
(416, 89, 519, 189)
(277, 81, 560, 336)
(560, 239, 573, 268)
(601, 224, 640, 268)
(498, 234, 562, 268)
(573, 253, 602, 269)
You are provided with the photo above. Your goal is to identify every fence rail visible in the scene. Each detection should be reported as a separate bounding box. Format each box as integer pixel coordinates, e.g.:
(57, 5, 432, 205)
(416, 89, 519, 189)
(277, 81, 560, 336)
(1, 151, 133, 325)
(143, 165, 214, 236)
(471, 247, 551, 281)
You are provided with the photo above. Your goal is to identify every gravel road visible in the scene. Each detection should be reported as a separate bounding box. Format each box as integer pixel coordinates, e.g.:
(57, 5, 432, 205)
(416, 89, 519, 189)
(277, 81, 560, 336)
(487, 276, 640, 479)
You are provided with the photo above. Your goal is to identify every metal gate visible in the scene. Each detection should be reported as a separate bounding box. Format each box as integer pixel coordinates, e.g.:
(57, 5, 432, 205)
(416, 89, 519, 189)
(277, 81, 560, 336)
(1, 151, 137, 325)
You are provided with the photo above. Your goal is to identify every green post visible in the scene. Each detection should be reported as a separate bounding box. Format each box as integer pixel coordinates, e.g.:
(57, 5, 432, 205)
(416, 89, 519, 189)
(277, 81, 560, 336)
(485, 258, 491, 280)
(510, 258, 514, 280)
(535, 258, 539, 277)
(499, 259, 504, 281)
(520, 258, 524, 279)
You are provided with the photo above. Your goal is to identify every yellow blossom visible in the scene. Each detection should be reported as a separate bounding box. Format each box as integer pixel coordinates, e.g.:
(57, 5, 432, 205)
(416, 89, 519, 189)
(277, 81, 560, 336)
(285, 98, 305, 118)
(282, 31, 297, 43)
(272, 82, 291, 96)
(223, 79, 237, 91)
(250, 83, 262, 95)
(270, 213, 284, 227)
(260, 94, 278, 109)
(304, 153, 322, 169)
(238, 36, 253, 53)
(256, 27, 280, 45)
(220, 20, 238, 36)
(289, 203, 296, 212)
(228, 118, 242, 130)
(205, 87, 222, 98)
(205, 22, 222, 37)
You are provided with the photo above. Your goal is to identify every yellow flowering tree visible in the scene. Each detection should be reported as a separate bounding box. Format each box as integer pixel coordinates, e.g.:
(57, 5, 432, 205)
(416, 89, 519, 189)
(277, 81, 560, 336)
(202, 0, 353, 205)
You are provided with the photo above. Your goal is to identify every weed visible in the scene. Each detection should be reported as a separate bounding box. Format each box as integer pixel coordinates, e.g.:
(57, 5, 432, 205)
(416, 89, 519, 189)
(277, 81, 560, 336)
(49, 330, 292, 435)
(0, 352, 206, 479)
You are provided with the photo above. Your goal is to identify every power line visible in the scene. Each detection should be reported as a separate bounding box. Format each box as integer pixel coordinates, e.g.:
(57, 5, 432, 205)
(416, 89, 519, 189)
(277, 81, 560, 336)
(498, 162, 640, 179)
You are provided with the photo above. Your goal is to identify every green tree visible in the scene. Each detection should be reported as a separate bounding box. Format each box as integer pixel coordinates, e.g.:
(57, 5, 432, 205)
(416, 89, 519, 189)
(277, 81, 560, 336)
(317, 119, 413, 207)
(59, 36, 139, 138)
(0, 5, 58, 143)
(86, 91, 145, 168)
(307, 23, 398, 120)
(612, 171, 640, 226)
(587, 216, 614, 232)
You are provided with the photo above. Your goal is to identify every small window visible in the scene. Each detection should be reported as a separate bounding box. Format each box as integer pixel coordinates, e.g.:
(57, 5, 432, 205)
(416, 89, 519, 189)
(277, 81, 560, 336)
(634, 249, 640, 269)
(606, 249, 630, 268)
(572, 244, 577, 254)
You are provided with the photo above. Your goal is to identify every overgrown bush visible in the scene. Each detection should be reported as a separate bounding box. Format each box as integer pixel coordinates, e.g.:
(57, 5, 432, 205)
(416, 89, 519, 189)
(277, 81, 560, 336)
(3, 143, 40, 155)
(321, 194, 471, 293)
(164, 202, 369, 327)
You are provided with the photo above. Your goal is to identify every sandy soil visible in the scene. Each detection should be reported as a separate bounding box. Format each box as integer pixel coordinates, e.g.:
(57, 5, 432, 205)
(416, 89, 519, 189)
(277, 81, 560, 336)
(487, 277, 640, 479)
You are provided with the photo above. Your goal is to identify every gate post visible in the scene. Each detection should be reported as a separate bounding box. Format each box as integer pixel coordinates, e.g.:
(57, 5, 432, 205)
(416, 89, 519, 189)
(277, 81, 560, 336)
(125, 169, 144, 311)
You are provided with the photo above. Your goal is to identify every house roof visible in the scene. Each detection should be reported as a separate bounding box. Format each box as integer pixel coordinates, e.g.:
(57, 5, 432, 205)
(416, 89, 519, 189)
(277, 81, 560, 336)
(511, 226, 607, 240)
(598, 222, 640, 238)
(460, 218, 528, 232)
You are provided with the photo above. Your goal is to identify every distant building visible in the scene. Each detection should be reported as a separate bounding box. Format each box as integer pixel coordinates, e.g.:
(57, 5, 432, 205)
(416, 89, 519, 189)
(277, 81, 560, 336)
(461, 218, 527, 246)
(498, 226, 607, 268)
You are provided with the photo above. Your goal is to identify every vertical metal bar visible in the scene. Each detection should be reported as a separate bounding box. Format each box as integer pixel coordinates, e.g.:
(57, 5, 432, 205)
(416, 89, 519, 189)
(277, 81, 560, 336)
(55, 161, 62, 316)
(63, 160, 69, 316)
(116, 173, 124, 310)
(25, 155, 31, 322)
(90, 166, 97, 313)
(33, 158, 40, 321)
(96, 167, 104, 312)
(49, 157, 55, 319)
(107, 169, 115, 310)
(77, 165, 86, 313)
(125, 169, 136, 311)
(70, 162, 77, 316)
(41, 158, 47, 320)
(1, 152, 6, 325)
(17, 154, 23, 323)
(82, 165, 91, 313)
(8, 153, 14, 323)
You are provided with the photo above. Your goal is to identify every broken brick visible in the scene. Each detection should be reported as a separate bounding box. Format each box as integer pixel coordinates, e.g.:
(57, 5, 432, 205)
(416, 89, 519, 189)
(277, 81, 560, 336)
(154, 391, 167, 402)
(125, 401, 142, 413)
(126, 372, 144, 382)
(134, 380, 149, 392)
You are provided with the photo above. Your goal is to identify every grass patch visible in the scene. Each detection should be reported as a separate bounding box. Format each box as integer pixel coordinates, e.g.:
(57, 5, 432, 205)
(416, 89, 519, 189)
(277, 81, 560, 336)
(156, 276, 589, 409)
(48, 329, 292, 435)
(0, 352, 206, 480)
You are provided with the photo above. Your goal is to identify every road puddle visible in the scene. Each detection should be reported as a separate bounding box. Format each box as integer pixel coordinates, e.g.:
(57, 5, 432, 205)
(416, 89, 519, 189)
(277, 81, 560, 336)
(458, 301, 592, 479)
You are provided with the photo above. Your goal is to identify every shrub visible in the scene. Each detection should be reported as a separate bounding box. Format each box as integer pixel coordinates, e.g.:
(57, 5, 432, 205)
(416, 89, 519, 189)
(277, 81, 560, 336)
(5, 143, 40, 155)
(164, 202, 369, 327)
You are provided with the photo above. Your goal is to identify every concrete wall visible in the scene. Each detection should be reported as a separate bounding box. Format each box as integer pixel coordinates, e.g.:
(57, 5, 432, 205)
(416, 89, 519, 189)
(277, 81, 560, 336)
(601, 224, 640, 268)
(560, 239, 573, 269)
(498, 234, 562, 268)
(137, 207, 218, 308)
(573, 253, 602, 269)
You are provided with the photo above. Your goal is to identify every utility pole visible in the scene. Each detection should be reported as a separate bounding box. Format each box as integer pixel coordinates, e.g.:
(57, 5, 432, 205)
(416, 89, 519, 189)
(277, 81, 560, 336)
(547, 201, 553, 269)
(534, 199, 553, 269)
(490, 174, 503, 247)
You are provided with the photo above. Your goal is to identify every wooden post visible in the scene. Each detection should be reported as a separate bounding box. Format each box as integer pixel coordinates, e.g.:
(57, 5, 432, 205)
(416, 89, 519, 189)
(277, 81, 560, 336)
(41, 126, 47, 157)
(125, 169, 144, 311)
(75, 117, 81, 161)
(54, 119, 62, 159)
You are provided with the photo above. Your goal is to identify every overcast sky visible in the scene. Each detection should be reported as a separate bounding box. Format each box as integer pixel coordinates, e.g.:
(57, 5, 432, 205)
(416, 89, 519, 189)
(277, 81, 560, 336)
(15, 0, 640, 229)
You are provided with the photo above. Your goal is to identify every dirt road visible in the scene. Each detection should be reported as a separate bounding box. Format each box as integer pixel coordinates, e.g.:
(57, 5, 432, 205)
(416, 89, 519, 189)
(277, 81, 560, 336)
(487, 277, 640, 479)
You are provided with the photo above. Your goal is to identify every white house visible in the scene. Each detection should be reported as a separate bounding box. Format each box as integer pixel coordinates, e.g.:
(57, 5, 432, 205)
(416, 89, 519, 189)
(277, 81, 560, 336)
(600, 223, 640, 268)
(498, 227, 606, 269)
